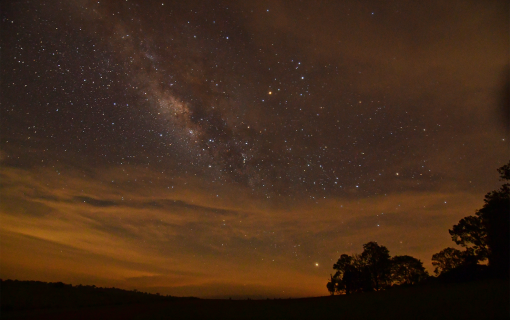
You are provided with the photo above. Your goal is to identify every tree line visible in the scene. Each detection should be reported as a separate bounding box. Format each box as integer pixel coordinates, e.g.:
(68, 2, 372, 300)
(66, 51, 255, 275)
(327, 161, 509, 295)
(327, 242, 428, 295)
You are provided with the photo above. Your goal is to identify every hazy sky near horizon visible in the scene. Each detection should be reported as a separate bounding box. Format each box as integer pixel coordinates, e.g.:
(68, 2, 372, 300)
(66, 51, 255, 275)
(1, 0, 508, 298)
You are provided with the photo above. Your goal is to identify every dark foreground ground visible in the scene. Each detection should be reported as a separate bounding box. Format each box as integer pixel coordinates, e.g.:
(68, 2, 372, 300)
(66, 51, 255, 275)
(2, 279, 509, 319)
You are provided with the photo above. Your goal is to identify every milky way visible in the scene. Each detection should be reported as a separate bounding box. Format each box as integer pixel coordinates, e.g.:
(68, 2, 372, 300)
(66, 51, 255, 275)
(1, 0, 508, 298)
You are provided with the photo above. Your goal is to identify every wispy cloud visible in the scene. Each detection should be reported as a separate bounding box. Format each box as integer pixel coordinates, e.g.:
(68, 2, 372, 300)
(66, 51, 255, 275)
(0, 165, 487, 296)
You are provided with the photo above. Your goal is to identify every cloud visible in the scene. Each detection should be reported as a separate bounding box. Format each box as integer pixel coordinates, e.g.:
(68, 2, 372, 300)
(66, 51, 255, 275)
(1, 197, 54, 217)
(0, 162, 496, 297)
(0, 149, 6, 163)
(74, 196, 118, 207)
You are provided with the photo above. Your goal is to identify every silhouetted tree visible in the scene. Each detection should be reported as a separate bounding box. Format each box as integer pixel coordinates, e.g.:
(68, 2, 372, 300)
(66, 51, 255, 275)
(346, 254, 373, 293)
(449, 215, 488, 263)
(441, 161, 510, 276)
(331, 253, 368, 294)
(333, 254, 353, 276)
(361, 242, 391, 290)
(326, 274, 336, 295)
(431, 247, 468, 275)
(332, 254, 355, 294)
(331, 242, 395, 295)
(390, 255, 429, 285)
(478, 161, 510, 275)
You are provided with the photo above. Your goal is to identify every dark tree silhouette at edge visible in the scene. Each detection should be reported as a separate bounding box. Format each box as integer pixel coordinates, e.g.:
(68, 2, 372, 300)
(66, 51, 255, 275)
(433, 160, 510, 277)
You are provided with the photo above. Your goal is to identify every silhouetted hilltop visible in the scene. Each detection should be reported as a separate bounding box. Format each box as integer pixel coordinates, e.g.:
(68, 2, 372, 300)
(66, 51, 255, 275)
(0, 279, 197, 312)
(1, 278, 508, 320)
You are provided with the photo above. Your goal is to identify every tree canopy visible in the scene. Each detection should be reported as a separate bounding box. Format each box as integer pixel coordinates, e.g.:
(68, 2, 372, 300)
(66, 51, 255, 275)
(328, 242, 428, 295)
(361, 242, 391, 290)
(449, 215, 488, 262)
(390, 255, 429, 285)
(433, 160, 510, 277)
(431, 247, 469, 276)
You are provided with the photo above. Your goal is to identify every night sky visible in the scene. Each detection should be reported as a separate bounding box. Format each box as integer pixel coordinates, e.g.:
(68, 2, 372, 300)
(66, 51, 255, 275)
(1, 0, 508, 298)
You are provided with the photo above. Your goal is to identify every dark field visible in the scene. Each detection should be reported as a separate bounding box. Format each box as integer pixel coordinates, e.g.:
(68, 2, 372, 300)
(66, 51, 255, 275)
(2, 279, 508, 320)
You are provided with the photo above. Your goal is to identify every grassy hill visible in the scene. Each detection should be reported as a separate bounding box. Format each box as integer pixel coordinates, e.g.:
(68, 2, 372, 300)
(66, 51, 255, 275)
(1, 278, 508, 319)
